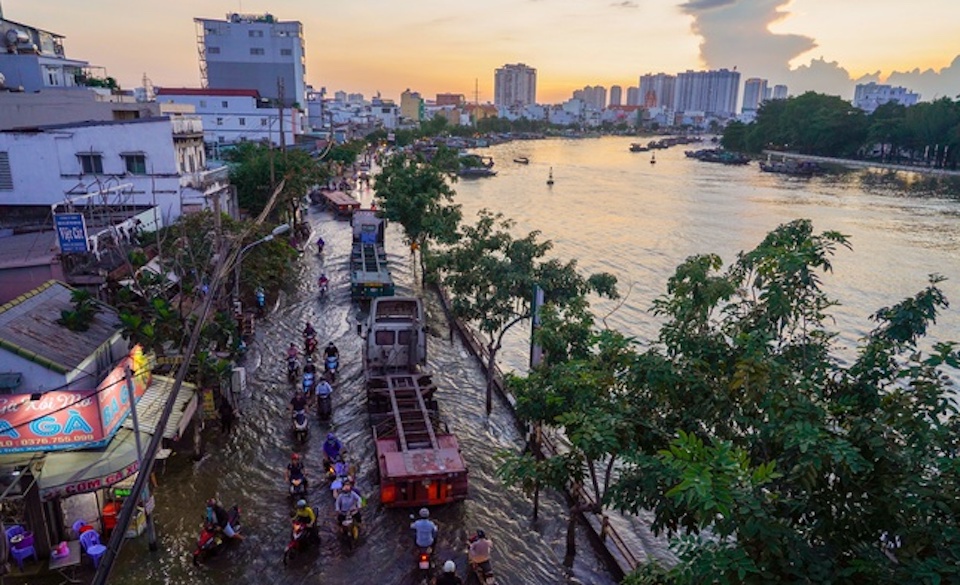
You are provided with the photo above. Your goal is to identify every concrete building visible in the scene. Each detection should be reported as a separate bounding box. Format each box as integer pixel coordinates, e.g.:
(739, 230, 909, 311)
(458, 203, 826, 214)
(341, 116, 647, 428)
(195, 13, 306, 108)
(0, 117, 233, 226)
(742, 78, 768, 113)
(626, 86, 640, 106)
(494, 63, 537, 108)
(639, 73, 676, 109)
(609, 85, 622, 107)
(400, 89, 423, 122)
(155, 87, 296, 149)
(573, 86, 607, 111)
(673, 69, 740, 117)
(853, 82, 920, 113)
(436, 93, 465, 107)
(0, 15, 88, 93)
(772, 84, 788, 100)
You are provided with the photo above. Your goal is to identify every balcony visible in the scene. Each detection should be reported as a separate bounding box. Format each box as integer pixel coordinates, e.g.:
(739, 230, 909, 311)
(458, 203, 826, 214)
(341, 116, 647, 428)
(170, 116, 204, 138)
(180, 165, 230, 191)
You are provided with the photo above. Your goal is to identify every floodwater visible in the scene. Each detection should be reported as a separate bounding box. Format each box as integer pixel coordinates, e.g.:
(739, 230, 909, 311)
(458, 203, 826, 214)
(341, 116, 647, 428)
(110, 136, 960, 584)
(110, 187, 617, 584)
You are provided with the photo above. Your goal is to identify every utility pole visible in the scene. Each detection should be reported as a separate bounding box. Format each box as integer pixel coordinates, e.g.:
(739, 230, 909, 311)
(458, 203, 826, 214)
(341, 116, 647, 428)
(277, 77, 286, 153)
(124, 366, 157, 551)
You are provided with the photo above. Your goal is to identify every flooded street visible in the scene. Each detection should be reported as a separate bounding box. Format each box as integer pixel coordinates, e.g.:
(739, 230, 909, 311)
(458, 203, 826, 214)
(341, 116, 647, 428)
(110, 196, 618, 585)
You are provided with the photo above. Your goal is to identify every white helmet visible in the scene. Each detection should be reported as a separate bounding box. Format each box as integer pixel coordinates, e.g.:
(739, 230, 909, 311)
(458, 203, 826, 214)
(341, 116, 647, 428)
(443, 560, 456, 573)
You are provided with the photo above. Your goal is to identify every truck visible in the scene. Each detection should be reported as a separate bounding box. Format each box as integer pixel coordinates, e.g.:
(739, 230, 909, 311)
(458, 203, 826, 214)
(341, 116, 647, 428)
(359, 296, 469, 508)
(350, 209, 395, 300)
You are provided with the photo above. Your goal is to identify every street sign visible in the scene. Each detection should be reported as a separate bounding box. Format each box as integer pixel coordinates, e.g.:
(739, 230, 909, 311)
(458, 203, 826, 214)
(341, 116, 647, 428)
(54, 213, 89, 253)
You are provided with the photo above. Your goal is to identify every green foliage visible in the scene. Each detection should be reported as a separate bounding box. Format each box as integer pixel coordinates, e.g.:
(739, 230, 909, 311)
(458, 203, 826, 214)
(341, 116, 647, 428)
(226, 142, 324, 220)
(57, 289, 101, 332)
(604, 219, 960, 582)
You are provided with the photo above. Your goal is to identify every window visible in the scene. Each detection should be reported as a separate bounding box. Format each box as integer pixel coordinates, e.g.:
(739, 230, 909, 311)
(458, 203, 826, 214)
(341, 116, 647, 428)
(218, 136, 225, 144)
(239, 118, 246, 126)
(207, 47, 220, 54)
(375, 331, 395, 346)
(261, 118, 268, 126)
(250, 48, 264, 56)
(0, 152, 12, 190)
(216, 117, 223, 126)
(248, 30, 263, 37)
(77, 153, 103, 174)
(221, 101, 228, 108)
(199, 100, 207, 108)
(280, 49, 292, 56)
(122, 154, 147, 175)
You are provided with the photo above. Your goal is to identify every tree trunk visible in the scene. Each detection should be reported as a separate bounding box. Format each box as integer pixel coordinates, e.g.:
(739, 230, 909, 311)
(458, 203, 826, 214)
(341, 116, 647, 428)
(485, 346, 497, 415)
(564, 504, 577, 568)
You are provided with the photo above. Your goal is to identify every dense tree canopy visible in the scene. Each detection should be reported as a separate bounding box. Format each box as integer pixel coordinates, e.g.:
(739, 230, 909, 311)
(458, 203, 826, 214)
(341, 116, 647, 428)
(225, 142, 326, 221)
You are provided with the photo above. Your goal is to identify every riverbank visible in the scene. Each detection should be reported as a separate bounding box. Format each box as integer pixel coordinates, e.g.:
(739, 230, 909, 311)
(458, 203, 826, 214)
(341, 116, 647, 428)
(763, 150, 960, 177)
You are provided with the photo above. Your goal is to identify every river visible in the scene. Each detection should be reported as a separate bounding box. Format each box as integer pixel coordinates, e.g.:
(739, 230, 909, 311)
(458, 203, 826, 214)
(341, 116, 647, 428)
(110, 136, 960, 584)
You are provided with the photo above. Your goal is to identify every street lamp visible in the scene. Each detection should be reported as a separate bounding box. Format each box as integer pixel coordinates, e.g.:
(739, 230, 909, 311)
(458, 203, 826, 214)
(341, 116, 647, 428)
(233, 223, 291, 305)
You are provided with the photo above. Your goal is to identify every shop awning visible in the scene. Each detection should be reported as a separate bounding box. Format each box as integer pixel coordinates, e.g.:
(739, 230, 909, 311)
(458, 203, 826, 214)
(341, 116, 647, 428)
(0, 376, 198, 501)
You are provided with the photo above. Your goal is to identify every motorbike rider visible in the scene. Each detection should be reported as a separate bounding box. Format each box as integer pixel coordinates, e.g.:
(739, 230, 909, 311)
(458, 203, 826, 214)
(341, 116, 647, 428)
(315, 377, 333, 401)
(304, 322, 317, 339)
(205, 498, 244, 541)
(293, 498, 318, 541)
(410, 508, 438, 549)
(436, 560, 464, 585)
(323, 432, 343, 465)
(324, 341, 339, 360)
(318, 273, 329, 289)
(303, 357, 317, 375)
(317, 237, 325, 253)
(286, 453, 308, 489)
(334, 480, 363, 528)
(468, 529, 493, 575)
(290, 391, 307, 417)
(287, 343, 299, 361)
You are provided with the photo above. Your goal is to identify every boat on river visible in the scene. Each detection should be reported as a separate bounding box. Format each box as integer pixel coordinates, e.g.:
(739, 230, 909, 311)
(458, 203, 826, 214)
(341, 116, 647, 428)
(513, 157, 530, 164)
(629, 143, 649, 152)
(759, 160, 822, 176)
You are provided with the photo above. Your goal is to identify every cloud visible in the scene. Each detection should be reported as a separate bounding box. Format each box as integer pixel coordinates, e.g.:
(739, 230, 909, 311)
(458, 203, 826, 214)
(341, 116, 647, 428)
(611, 1, 638, 7)
(679, 0, 736, 9)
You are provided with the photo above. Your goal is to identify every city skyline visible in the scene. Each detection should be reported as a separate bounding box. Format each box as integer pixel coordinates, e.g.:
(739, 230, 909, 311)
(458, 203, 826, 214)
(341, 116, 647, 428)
(6, 0, 960, 104)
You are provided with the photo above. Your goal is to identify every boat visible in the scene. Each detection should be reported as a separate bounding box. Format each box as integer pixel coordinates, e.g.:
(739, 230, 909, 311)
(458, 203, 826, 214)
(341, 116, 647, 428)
(759, 160, 822, 176)
(547, 167, 554, 186)
(350, 210, 395, 300)
(458, 167, 498, 178)
(513, 157, 530, 164)
(629, 143, 649, 152)
(650, 153, 656, 164)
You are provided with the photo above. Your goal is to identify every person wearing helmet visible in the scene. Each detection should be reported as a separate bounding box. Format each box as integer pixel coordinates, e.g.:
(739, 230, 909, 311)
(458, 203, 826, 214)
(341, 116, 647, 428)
(303, 322, 316, 339)
(322, 432, 343, 465)
(436, 560, 463, 585)
(205, 498, 243, 540)
(303, 356, 317, 375)
(324, 341, 339, 360)
(286, 452, 307, 487)
(334, 480, 363, 527)
(293, 498, 317, 531)
(410, 507, 437, 548)
(286, 342, 299, 360)
(468, 529, 493, 575)
(318, 273, 329, 289)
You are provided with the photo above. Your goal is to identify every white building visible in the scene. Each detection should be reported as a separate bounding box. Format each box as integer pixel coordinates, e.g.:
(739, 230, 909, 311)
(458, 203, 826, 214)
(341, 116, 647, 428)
(772, 84, 788, 100)
(0, 117, 234, 224)
(195, 13, 306, 109)
(0, 16, 88, 93)
(742, 78, 768, 113)
(853, 82, 920, 113)
(639, 73, 676, 109)
(494, 63, 537, 108)
(625, 86, 640, 106)
(155, 87, 296, 149)
(572, 86, 607, 111)
(609, 85, 623, 107)
(674, 69, 740, 117)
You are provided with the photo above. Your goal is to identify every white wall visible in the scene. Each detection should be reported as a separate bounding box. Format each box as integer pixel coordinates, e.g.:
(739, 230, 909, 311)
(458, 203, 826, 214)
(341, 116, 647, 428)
(158, 93, 296, 147)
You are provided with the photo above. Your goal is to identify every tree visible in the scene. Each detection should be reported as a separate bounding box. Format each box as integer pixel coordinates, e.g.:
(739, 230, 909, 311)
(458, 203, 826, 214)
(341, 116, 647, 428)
(606, 219, 960, 583)
(58, 289, 101, 332)
(435, 209, 617, 413)
(373, 151, 462, 279)
(226, 142, 325, 222)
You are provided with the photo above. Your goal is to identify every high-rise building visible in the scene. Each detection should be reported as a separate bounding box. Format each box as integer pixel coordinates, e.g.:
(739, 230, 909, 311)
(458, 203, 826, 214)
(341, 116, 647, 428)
(626, 87, 640, 106)
(400, 89, 423, 121)
(639, 73, 676, 109)
(742, 78, 768, 112)
(772, 84, 788, 100)
(853, 82, 920, 113)
(609, 86, 622, 107)
(494, 63, 537, 107)
(573, 85, 607, 110)
(673, 69, 740, 117)
(195, 13, 306, 107)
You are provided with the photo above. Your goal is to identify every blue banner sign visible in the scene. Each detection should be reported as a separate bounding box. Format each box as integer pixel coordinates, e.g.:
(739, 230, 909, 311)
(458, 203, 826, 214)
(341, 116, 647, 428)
(54, 213, 89, 253)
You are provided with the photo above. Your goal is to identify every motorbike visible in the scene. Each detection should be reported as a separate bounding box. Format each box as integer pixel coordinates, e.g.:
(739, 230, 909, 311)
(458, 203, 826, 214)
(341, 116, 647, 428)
(339, 513, 360, 551)
(293, 411, 309, 443)
(318, 278, 329, 299)
(468, 559, 496, 585)
(302, 371, 316, 395)
(324, 355, 339, 382)
(304, 336, 318, 357)
(317, 386, 332, 421)
(317, 240, 325, 255)
(192, 505, 241, 565)
(282, 512, 320, 565)
(289, 476, 308, 498)
(287, 358, 300, 384)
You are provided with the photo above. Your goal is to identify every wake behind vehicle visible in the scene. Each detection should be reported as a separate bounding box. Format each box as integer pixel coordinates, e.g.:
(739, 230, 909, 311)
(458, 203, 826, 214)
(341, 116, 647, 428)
(192, 505, 241, 565)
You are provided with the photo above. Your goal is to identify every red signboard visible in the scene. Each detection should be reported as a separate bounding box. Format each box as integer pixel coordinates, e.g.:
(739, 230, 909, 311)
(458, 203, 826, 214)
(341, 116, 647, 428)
(0, 346, 151, 453)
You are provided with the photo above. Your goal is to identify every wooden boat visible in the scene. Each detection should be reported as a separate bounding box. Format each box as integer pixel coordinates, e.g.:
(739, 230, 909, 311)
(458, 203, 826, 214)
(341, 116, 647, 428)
(629, 143, 649, 152)
(513, 157, 530, 164)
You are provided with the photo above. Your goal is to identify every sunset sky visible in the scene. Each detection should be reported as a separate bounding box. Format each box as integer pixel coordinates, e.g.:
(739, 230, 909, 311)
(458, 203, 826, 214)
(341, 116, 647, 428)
(6, 0, 960, 103)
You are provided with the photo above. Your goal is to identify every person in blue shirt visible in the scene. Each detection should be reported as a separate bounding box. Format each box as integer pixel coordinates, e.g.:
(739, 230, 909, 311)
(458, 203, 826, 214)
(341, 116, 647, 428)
(323, 432, 343, 465)
(410, 507, 437, 548)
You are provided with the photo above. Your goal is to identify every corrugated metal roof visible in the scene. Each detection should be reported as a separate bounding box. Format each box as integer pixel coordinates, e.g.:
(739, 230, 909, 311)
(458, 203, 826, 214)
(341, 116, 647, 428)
(123, 375, 198, 440)
(0, 281, 122, 374)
